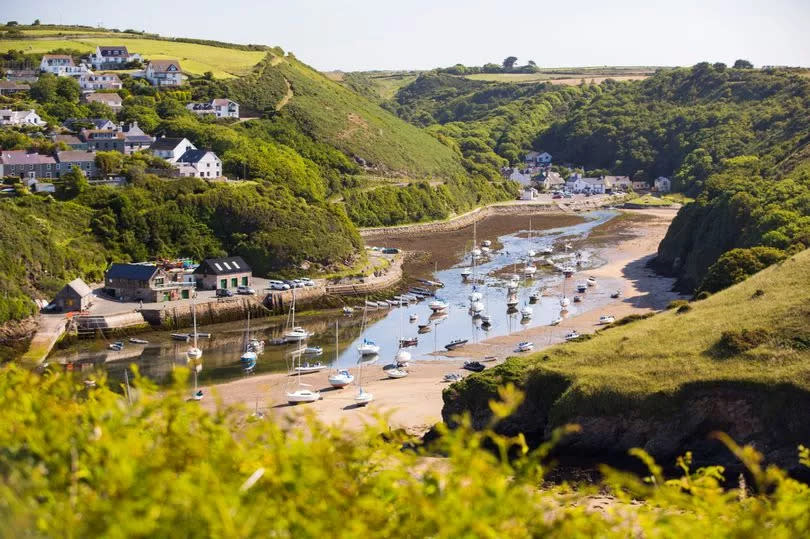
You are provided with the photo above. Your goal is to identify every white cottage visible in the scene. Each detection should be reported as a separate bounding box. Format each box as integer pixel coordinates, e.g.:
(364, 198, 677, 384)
(175, 149, 222, 178)
(149, 137, 197, 162)
(0, 109, 45, 127)
(143, 60, 184, 87)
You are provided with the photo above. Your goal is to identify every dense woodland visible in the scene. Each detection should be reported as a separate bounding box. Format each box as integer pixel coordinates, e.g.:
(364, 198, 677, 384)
(384, 64, 810, 292)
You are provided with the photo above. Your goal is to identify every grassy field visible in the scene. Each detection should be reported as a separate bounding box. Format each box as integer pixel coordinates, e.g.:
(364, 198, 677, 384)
(0, 36, 266, 77)
(455, 248, 810, 422)
(625, 194, 676, 206)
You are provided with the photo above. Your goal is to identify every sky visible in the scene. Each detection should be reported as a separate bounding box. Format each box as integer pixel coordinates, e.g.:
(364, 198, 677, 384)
(5, 0, 810, 71)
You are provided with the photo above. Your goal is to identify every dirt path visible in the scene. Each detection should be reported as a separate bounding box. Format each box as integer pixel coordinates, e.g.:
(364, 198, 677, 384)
(275, 77, 293, 111)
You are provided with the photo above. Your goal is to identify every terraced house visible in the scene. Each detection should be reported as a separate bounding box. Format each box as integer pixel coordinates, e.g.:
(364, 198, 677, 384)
(0, 150, 56, 179)
(56, 150, 98, 178)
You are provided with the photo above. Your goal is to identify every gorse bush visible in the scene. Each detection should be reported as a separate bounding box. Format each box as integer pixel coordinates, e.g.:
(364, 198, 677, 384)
(2, 368, 810, 536)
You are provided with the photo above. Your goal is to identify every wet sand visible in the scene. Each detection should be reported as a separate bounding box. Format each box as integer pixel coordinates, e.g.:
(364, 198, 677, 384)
(203, 208, 683, 431)
(443, 208, 685, 359)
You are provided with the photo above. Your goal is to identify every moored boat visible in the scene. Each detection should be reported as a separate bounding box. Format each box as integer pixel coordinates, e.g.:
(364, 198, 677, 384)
(599, 314, 615, 324)
(444, 339, 468, 351)
(565, 331, 580, 341)
(517, 341, 534, 352)
(129, 337, 149, 344)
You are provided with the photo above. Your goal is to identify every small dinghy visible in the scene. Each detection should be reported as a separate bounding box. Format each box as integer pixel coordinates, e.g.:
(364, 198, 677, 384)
(386, 366, 409, 379)
(610, 290, 621, 299)
(342, 306, 354, 315)
(303, 346, 323, 356)
(191, 389, 204, 401)
(521, 305, 533, 319)
(529, 291, 540, 303)
(129, 338, 149, 345)
(355, 388, 374, 406)
(399, 337, 418, 347)
(171, 333, 190, 342)
(482, 356, 498, 362)
(573, 295, 582, 303)
(108, 341, 124, 351)
(599, 315, 615, 324)
(587, 276, 597, 287)
(358, 339, 380, 356)
(409, 314, 418, 322)
(418, 324, 432, 333)
(286, 386, 321, 404)
(560, 296, 570, 307)
(550, 316, 563, 326)
(565, 331, 580, 341)
(463, 361, 485, 372)
(443, 372, 463, 382)
(444, 339, 468, 351)
(576, 283, 587, 293)
(517, 341, 534, 352)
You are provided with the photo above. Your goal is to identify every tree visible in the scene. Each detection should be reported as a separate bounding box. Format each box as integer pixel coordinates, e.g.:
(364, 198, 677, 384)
(527, 60, 537, 67)
(733, 59, 754, 69)
(55, 76, 80, 102)
(6, 21, 18, 26)
(502, 56, 518, 71)
(60, 166, 89, 198)
(32, 19, 41, 25)
(95, 151, 123, 176)
(203, 71, 214, 81)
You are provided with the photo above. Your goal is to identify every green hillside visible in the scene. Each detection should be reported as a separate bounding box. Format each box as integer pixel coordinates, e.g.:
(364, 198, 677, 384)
(229, 55, 465, 178)
(0, 26, 267, 77)
(443, 248, 810, 466)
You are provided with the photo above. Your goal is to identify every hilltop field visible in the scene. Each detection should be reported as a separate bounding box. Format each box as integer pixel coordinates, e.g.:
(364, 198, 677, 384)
(0, 26, 267, 77)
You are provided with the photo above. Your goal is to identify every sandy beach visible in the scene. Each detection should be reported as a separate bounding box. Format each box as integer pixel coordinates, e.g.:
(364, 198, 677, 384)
(203, 208, 684, 431)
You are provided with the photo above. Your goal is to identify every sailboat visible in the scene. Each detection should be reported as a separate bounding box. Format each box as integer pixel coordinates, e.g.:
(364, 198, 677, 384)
(470, 220, 482, 260)
(186, 303, 203, 361)
(559, 278, 570, 308)
(286, 348, 321, 404)
(526, 217, 537, 257)
(387, 299, 410, 379)
(189, 358, 203, 401)
(354, 353, 374, 406)
(357, 301, 381, 356)
(328, 321, 354, 389)
(239, 309, 258, 373)
(282, 289, 312, 343)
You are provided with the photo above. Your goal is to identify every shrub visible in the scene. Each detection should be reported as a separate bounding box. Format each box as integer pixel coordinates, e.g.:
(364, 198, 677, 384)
(667, 299, 689, 310)
(699, 247, 787, 294)
(713, 328, 771, 357)
(676, 304, 692, 314)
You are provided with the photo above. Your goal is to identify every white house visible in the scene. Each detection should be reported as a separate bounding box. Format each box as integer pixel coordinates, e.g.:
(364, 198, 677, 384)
(541, 171, 565, 191)
(186, 98, 239, 119)
(520, 187, 539, 201)
(605, 175, 632, 191)
(524, 150, 552, 166)
(654, 176, 672, 193)
(78, 73, 123, 91)
(0, 109, 46, 127)
(88, 46, 141, 69)
(508, 167, 533, 187)
(175, 149, 222, 179)
(149, 137, 197, 162)
(143, 60, 184, 87)
(564, 173, 584, 192)
(39, 54, 91, 76)
(582, 177, 608, 194)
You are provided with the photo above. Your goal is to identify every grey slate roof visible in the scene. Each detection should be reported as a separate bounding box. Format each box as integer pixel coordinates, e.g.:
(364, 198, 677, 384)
(106, 263, 159, 281)
(194, 256, 250, 276)
(177, 149, 209, 164)
(149, 137, 187, 151)
(64, 278, 92, 297)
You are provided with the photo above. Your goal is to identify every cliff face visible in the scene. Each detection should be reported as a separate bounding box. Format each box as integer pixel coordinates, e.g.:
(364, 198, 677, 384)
(442, 371, 810, 472)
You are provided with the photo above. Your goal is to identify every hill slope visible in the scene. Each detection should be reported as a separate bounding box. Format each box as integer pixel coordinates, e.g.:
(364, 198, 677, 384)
(443, 248, 810, 469)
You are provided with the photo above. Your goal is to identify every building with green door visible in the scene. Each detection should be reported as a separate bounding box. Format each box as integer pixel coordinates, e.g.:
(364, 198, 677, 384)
(193, 256, 253, 291)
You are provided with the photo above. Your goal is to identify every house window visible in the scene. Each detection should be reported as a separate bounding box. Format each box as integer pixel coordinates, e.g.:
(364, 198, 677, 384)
(231, 278, 238, 287)
(220, 278, 227, 289)
(242, 276, 248, 286)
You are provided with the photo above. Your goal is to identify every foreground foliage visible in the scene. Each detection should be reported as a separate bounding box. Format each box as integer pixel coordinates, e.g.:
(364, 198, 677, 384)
(1, 367, 810, 537)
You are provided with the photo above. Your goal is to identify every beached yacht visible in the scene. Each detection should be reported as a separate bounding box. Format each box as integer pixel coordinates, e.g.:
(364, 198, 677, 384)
(587, 276, 597, 287)
(429, 299, 449, 312)
(282, 290, 312, 342)
(565, 331, 580, 341)
(520, 305, 533, 319)
(517, 341, 534, 352)
(550, 316, 563, 326)
(599, 315, 615, 324)
(186, 303, 203, 361)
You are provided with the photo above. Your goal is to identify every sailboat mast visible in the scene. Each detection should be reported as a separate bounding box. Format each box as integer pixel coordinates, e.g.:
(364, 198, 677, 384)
(192, 303, 197, 348)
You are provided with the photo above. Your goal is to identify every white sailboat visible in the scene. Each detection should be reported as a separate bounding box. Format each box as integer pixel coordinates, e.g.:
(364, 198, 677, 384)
(560, 279, 570, 307)
(328, 321, 354, 388)
(186, 303, 202, 362)
(286, 347, 321, 404)
(240, 309, 257, 373)
(527, 217, 537, 257)
(387, 300, 410, 379)
(357, 301, 381, 356)
(354, 355, 374, 406)
(520, 304, 533, 319)
(282, 289, 313, 343)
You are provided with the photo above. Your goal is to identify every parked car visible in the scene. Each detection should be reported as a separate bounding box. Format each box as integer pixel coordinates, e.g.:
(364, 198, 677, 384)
(237, 286, 256, 295)
(300, 278, 315, 287)
(216, 289, 234, 298)
(268, 280, 290, 290)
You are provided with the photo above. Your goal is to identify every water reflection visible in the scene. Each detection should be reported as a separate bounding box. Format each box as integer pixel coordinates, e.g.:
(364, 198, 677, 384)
(53, 210, 621, 387)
